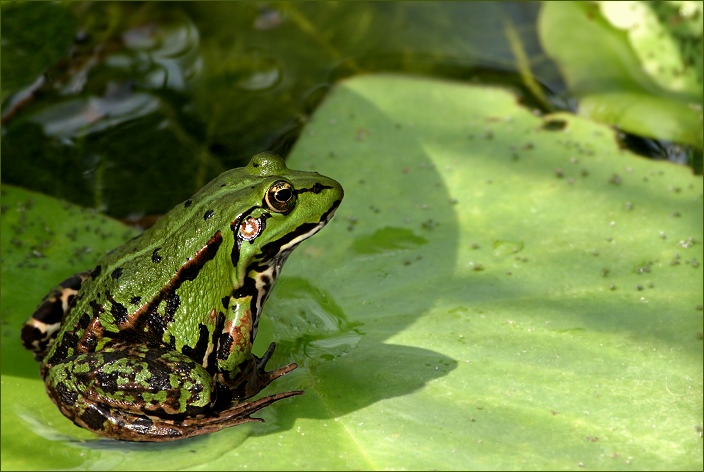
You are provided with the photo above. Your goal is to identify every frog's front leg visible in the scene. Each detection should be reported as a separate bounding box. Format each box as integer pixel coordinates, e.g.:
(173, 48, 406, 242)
(42, 345, 300, 441)
(218, 296, 299, 399)
(224, 342, 299, 400)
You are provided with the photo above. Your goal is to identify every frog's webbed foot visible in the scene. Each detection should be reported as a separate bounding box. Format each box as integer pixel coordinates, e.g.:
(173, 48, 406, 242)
(231, 342, 298, 400)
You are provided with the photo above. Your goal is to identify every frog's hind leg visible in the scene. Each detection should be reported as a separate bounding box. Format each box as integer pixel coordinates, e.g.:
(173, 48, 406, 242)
(43, 345, 302, 441)
(21, 271, 91, 361)
(80, 389, 303, 441)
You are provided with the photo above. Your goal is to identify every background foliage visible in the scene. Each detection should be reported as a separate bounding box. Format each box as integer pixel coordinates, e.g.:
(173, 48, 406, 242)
(1, 2, 700, 218)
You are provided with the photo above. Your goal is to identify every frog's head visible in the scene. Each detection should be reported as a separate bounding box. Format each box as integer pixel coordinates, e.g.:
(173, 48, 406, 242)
(228, 153, 343, 325)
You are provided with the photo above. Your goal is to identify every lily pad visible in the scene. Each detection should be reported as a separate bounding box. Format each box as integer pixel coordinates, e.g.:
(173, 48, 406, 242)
(2, 75, 702, 470)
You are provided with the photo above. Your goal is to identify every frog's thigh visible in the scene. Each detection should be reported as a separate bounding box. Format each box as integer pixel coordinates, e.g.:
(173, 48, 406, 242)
(45, 346, 215, 422)
(45, 346, 303, 441)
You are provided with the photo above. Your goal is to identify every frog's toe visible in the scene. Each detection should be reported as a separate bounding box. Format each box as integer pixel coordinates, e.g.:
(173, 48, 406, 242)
(261, 361, 298, 385)
(217, 389, 304, 422)
(254, 342, 298, 385)
(255, 341, 278, 368)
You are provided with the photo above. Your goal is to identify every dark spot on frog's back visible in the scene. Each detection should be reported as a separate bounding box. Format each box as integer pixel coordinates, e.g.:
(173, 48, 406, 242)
(148, 366, 172, 391)
(80, 329, 99, 352)
(59, 273, 86, 290)
(95, 368, 119, 391)
(78, 312, 91, 329)
(90, 300, 103, 316)
(90, 265, 102, 279)
(49, 331, 79, 363)
(146, 310, 168, 339)
(152, 248, 162, 263)
(184, 199, 193, 208)
(204, 209, 214, 220)
(113, 304, 129, 325)
(176, 231, 222, 282)
(98, 349, 125, 364)
(107, 292, 128, 325)
(111, 268, 123, 280)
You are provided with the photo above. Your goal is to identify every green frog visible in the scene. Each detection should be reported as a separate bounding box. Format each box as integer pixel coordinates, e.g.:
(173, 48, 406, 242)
(21, 152, 343, 441)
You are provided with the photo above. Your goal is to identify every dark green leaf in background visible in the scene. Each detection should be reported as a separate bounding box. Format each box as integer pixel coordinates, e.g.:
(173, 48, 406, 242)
(539, 1, 703, 148)
(0, 2, 76, 98)
(3, 2, 559, 218)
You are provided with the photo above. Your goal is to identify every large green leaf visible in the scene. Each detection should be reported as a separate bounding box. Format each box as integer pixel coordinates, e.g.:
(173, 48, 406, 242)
(1, 75, 702, 470)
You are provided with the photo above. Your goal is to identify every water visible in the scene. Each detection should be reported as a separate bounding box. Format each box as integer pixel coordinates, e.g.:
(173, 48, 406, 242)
(1, 1, 700, 218)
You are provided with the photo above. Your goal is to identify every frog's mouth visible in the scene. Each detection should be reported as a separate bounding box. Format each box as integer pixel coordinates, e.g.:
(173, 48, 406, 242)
(261, 197, 342, 261)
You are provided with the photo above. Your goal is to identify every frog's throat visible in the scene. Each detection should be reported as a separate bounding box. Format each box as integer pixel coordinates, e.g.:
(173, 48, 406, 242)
(242, 200, 341, 340)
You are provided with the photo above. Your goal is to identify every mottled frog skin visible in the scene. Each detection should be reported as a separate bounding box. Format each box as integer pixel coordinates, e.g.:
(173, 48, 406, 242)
(21, 153, 343, 441)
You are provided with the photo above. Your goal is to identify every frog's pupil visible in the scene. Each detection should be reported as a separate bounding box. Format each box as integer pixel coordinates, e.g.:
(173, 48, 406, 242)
(275, 188, 292, 202)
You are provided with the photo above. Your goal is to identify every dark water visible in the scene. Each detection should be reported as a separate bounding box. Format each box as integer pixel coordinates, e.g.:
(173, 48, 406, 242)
(1, 2, 699, 218)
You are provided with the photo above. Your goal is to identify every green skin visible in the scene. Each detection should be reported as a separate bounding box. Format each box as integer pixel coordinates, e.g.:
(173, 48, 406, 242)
(21, 153, 343, 441)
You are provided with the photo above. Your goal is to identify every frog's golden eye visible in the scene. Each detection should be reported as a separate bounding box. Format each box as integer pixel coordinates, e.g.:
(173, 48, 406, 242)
(265, 180, 296, 213)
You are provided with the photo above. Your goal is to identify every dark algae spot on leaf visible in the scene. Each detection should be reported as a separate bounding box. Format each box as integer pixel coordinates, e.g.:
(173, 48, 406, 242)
(541, 119, 567, 131)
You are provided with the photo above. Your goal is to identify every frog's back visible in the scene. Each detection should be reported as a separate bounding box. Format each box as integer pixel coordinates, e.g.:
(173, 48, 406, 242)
(28, 164, 271, 364)
(24, 152, 343, 368)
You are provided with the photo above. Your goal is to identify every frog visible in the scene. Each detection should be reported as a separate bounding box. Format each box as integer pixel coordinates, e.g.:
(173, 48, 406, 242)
(21, 152, 343, 442)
